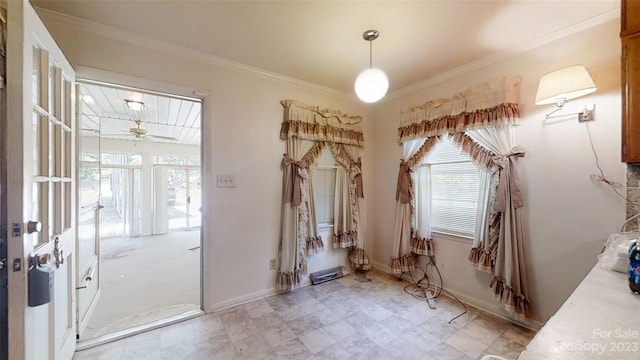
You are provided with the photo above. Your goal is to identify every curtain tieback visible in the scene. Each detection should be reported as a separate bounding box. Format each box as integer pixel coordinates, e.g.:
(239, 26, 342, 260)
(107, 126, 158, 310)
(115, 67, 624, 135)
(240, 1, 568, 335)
(282, 154, 304, 206)
(396, 160, 413, 204)
(492, 146, 525, 212)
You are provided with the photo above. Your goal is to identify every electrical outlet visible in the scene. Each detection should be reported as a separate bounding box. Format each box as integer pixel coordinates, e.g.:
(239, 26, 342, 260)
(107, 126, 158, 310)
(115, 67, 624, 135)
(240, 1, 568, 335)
(216, 174, 235, 188)
(269, 258, 277, 270)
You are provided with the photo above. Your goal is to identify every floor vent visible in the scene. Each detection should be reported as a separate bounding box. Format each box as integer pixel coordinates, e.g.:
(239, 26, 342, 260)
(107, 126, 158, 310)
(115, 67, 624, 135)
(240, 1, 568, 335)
(310, 266, 343, 285)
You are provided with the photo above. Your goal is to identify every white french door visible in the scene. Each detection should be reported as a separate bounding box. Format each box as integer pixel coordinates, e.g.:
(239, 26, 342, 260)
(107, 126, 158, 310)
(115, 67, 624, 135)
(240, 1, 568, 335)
(6, 1, 77, 359)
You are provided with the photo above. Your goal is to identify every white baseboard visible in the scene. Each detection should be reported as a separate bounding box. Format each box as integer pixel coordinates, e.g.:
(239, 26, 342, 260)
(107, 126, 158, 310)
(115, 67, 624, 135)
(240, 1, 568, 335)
(209, 268, 354, 312)
(441, 286, 543, 331)
(210, 288, 279, 312)
(369, 259, 543, 331)
(370, 259, 390, 273)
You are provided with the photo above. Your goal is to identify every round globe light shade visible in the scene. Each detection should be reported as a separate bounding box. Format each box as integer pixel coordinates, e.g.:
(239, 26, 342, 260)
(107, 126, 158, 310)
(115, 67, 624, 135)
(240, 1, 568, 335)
(355, 68, 389, 103)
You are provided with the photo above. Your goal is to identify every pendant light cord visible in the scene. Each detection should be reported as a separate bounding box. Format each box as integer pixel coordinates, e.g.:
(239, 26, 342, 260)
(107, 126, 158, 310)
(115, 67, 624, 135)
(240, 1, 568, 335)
(369, 40, 373, 68)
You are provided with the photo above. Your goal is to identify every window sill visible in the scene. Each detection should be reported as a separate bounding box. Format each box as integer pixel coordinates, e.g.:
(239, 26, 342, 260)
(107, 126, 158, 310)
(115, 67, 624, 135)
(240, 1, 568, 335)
(432, 231, 473, 244)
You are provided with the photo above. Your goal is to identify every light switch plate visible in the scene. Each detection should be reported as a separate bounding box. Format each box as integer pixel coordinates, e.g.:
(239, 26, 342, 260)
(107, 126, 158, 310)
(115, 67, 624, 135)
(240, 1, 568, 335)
(217, 174, 235, 188)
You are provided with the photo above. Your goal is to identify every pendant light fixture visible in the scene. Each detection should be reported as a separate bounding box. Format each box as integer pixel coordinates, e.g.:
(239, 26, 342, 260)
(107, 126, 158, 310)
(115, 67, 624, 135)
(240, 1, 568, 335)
(354, 30, 389, 103)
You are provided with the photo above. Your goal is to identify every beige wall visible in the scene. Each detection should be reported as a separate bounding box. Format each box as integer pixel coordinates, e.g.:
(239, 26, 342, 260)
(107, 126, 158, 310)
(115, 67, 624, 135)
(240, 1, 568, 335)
(40, 11, 625, 325)
(370, 19, 624, 324)
(39, 13, 374, 311)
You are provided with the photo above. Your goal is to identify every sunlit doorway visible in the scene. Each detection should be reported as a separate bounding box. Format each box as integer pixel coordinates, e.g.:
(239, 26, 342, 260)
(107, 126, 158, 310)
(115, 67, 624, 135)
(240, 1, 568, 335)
(76, 81, 203, 345)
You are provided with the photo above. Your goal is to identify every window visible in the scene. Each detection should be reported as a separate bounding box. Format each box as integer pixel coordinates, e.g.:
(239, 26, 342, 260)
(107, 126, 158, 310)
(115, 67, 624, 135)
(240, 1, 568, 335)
(420, 137, 480, 238)
(313, 147, 338, 226)
(153, 155, 200, 165)
(101, 153, 141, 166)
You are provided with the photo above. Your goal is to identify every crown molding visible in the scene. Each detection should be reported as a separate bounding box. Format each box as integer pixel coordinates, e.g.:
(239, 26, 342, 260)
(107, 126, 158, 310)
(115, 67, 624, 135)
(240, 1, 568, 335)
(36, 6, 619, 104)
(385, 8, 620, 101)
(34, 7, 349, 98)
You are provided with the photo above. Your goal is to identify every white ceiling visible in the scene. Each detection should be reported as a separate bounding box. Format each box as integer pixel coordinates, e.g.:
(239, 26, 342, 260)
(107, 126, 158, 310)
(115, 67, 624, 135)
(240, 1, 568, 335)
(33, 0, 620, 96)
(79, 82, 202, 145)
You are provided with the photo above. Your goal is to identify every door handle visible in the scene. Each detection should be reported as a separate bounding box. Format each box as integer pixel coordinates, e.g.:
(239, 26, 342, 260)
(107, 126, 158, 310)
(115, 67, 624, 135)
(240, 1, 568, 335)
(26, 220, 42, 234)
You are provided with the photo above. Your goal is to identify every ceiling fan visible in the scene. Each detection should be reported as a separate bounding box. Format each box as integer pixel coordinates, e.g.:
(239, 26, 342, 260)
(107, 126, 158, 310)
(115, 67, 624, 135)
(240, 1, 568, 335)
(124, 120, 177, 141)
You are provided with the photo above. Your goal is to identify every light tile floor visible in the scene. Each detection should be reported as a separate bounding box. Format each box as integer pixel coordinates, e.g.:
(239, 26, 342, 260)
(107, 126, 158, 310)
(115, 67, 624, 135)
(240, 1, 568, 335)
(73, 271, 536, 360)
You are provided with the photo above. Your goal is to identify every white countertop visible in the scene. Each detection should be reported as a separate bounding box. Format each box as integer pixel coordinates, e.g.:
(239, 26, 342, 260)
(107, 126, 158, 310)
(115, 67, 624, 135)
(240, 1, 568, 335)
(519, 264, 640, 359)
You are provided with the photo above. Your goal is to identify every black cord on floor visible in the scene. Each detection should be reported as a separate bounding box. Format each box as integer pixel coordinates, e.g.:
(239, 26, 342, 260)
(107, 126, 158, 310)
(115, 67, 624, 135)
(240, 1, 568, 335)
(400, 255, 468, 324)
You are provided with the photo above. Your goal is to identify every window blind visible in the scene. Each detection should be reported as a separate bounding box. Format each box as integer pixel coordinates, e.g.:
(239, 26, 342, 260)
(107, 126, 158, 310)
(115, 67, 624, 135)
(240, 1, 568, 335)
(313, 168, 336, 224)
(424, 137, 479, 237)
(313, 147, 338, 225)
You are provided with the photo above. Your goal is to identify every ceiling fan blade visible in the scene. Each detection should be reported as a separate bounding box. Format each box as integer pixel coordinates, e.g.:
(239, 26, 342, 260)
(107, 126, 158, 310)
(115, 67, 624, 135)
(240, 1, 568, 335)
(100, 133, 136, 138)
(147, 134, 178, 141)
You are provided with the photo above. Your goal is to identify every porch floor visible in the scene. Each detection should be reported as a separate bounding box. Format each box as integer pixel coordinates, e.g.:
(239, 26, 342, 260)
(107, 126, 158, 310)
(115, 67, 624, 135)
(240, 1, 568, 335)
(80, 230, 200, 340)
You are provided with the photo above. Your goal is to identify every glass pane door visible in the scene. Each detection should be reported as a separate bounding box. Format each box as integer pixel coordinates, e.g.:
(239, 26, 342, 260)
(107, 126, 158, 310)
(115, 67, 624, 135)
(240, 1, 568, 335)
(166, 168, 201, 231)
(188, 169, 201, 229)
(167, 168, 187, 231)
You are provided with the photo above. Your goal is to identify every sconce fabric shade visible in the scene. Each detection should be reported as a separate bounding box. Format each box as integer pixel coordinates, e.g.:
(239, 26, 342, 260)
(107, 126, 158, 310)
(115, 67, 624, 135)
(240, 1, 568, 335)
(535, 65, 597, 105)
(355, 68, 389, 103)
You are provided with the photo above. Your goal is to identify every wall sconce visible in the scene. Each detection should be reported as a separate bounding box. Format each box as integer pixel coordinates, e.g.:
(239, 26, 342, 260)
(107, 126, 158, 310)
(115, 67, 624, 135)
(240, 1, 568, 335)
(125, 99, 145, 111)
(535, 65, 597, 121)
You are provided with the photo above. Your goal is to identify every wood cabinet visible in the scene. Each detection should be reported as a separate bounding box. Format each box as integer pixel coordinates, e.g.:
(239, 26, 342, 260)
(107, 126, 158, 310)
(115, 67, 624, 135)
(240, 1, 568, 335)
(622, 0, 640, 162)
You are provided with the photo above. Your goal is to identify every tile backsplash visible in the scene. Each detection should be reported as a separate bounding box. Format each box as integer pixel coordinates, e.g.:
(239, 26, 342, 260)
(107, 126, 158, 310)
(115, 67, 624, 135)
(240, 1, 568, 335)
(627, 164, 640, 231)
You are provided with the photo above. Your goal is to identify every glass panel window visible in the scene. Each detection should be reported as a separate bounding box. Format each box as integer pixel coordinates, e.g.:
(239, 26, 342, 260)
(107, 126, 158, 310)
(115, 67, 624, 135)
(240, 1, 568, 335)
(81, 152, 100, 163)
(313, 147, 338, 226)
(48, 182, 54, 239)
(80, 165, 100, 207)
(430, 162, 479, 236)
(54, 124, 62, 177)
(49, 63, 55, 115)
(313, 168, 336, 225)
(54, 182, 62, 235)
(153, 155, 200, 166)
(32, 182, 40, 246)
(420, 136, 480, 238)
(32, 46, 40, 106)
(101, 153, 141, 166)
(64, 182, 72, 230)
(188, 169, 201, 228)
(32, 112, 40, 175)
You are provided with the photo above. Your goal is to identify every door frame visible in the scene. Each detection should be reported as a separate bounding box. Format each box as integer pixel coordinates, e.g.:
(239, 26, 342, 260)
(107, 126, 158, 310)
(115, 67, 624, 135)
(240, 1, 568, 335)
(0, 9, 7, 359)
(74, 74, 209, 346)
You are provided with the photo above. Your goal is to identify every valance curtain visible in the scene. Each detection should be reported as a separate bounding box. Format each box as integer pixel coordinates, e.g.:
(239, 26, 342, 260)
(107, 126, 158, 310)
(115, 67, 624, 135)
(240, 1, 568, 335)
(392, 77, 530, 317)
(278, 100, 369, 291)
(397, 76, 520, 142)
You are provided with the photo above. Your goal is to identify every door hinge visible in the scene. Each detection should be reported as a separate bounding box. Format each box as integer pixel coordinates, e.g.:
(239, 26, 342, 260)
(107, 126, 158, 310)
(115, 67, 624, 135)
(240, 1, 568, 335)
(0, 259, 5, 270)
